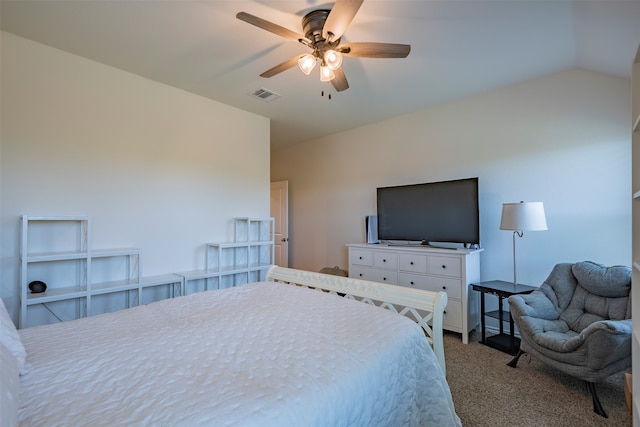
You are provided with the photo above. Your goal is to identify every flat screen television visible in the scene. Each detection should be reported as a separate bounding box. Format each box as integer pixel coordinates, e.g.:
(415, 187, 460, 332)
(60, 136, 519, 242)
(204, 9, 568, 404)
(376, 177, 480, 247)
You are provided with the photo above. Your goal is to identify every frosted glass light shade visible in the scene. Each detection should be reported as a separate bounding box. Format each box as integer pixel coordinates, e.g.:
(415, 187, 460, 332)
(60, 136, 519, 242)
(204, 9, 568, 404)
(320, 64, 335, 81)
(500, 202, 548, 231)
(298, 54, 317, 75)
(324, 50, 343, 70)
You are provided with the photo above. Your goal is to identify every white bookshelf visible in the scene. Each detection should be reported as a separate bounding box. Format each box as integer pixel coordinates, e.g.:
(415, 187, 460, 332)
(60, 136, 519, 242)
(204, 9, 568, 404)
(20, 216, 138, 327)
(179, 217, 274, 294)
(20, 216, 273, 326)
(19, 216, 182, 328)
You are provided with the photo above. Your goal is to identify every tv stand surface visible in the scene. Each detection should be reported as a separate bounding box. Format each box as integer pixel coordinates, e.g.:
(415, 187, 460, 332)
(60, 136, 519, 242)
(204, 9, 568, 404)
(378, 241, 478, 253)
(385, 243, 455, 250)
(384, 242, 424, 247)
(347, 243, 482, 344)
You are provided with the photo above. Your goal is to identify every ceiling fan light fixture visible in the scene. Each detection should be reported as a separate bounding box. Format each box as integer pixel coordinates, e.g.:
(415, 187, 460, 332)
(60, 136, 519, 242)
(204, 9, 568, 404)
(324, 49, 343, 70)
(237, 2, 411, 92)
(320, 63, 335, 81)
(298, 53, 317, 75)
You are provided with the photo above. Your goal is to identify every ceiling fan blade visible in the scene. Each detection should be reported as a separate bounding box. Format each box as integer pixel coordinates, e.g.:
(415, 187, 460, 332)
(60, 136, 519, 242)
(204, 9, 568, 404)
(331, 67, 349, 92)
(340, 42, 411, 58)
(322, 0, 364, 41)
(260, 55, 305, 78)
(237, 12, 309, 44)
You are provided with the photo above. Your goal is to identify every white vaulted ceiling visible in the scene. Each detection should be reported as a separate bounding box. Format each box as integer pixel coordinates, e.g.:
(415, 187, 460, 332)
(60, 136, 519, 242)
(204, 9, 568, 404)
(2, 0, 639, 150)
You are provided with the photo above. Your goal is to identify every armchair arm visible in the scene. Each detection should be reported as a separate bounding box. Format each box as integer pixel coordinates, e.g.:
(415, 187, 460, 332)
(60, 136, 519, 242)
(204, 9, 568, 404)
(583, 319, 632, 370)
(582, 319, 632, 337)
(508, 290, 560, 321)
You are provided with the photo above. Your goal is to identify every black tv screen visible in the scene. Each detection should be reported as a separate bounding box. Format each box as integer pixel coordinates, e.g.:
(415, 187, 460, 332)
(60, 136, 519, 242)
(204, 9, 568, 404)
(376, 177, 480, 245)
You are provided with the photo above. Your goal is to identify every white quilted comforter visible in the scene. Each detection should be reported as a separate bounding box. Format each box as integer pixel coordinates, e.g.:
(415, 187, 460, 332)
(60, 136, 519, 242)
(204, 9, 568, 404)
(18, 282, 461, 426)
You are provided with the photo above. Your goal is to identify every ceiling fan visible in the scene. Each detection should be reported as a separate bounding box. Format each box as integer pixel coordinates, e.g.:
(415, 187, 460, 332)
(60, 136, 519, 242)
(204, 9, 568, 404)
(236, 0, 411, 92)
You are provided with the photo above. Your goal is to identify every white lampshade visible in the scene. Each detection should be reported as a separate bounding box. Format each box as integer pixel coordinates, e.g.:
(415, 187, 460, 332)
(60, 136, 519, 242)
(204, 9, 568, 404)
(324, 49, 343, 70)
(298, 54, 317, 75)
(500, 202, 548, 231)
(319, 63, 335, 81)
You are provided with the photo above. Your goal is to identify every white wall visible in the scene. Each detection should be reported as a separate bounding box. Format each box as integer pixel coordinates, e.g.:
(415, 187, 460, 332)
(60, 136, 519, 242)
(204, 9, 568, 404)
(271, 69, 631, 289)
(1, 33, 271, 320)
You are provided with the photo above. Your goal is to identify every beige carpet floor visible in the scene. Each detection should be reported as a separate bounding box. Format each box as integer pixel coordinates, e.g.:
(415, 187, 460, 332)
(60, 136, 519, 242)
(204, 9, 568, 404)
(443, 331, 631, 426)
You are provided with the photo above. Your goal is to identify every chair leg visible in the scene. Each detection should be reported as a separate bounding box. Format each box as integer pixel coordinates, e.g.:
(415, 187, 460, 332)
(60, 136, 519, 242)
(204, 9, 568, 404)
(586, 381, 608, 418)
(507, 349, 524, 368)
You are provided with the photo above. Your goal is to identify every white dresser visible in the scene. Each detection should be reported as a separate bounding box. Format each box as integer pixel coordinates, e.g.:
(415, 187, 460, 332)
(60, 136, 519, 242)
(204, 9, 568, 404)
(347, 243, 481, 343)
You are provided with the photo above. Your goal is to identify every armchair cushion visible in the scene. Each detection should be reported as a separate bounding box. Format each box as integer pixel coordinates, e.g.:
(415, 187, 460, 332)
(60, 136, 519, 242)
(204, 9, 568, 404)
(542, 263, 578, 313)
(560, 262, 631, 333)
(571, 261, 631, 298)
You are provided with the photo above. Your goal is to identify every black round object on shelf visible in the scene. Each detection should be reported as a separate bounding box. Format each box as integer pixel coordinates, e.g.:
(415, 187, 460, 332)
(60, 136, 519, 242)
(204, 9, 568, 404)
(28, 280, 47, 293)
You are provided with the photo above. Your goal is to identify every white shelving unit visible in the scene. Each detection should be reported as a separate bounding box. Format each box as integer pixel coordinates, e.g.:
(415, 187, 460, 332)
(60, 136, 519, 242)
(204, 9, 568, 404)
(179, 217, 274, 294)
(21, 216, 272, 326)
(177, 269, 220, 295)
(20, 216, 183, 328)
(139, 274, 184, 305)
(20, 216, 137, 327)
(631, 43, 640, 424)
(210, 217, 274, 288)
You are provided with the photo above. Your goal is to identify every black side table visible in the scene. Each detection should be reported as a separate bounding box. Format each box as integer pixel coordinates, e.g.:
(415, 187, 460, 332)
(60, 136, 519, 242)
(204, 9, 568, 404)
(471, 280, 538, 355)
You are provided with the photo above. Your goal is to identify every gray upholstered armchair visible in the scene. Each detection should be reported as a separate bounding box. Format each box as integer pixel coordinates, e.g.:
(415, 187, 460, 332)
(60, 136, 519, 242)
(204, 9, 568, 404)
(507, 261, 632, 418)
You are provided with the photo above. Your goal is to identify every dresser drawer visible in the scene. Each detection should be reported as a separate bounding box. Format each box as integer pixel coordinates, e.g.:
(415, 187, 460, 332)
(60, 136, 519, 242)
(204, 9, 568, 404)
(350, 266, 397, 285)
(443, 299, 463, 329)
(399, 254, 427, 273)
(398, 273, 463, 300)
(373, 252, 398, 270)
(428, 255, 462, 278)
(351, 249, 373, 266)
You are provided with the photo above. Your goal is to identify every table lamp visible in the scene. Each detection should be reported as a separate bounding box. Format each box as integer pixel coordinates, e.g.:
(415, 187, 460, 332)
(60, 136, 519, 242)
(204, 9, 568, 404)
(500, 201, 547, 289)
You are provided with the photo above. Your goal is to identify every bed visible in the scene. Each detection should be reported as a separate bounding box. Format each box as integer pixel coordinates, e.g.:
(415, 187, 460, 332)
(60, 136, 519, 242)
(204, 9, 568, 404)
(1, 266, 461, 427)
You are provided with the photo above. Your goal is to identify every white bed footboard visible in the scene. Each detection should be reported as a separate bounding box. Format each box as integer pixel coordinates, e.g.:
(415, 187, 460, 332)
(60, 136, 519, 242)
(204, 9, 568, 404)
(265, 266, 448, 374)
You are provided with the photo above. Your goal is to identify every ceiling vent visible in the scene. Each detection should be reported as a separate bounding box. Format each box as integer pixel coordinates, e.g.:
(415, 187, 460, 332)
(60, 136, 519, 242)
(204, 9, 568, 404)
(249, 88, 281, 102)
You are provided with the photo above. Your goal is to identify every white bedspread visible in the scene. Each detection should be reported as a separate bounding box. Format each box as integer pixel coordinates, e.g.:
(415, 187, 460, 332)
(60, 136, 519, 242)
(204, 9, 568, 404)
(18, 282, 461, 426)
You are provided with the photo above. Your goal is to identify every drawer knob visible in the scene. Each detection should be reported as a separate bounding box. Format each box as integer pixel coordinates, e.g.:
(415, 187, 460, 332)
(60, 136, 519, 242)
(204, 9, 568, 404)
(410, 261, 414, 265)
(410, 281, 415, 285)
(383, 259, 387, 262)
(359, 256, 363, 259)
(442, 286, 446, 290)
(359, 273, 363, 277)
(442, 265, 446, 269)
(383, 277, 387, 281)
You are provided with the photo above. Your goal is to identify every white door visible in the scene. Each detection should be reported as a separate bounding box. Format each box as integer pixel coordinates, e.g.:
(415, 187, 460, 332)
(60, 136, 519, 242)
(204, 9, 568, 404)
(270, 181, 289, 267)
